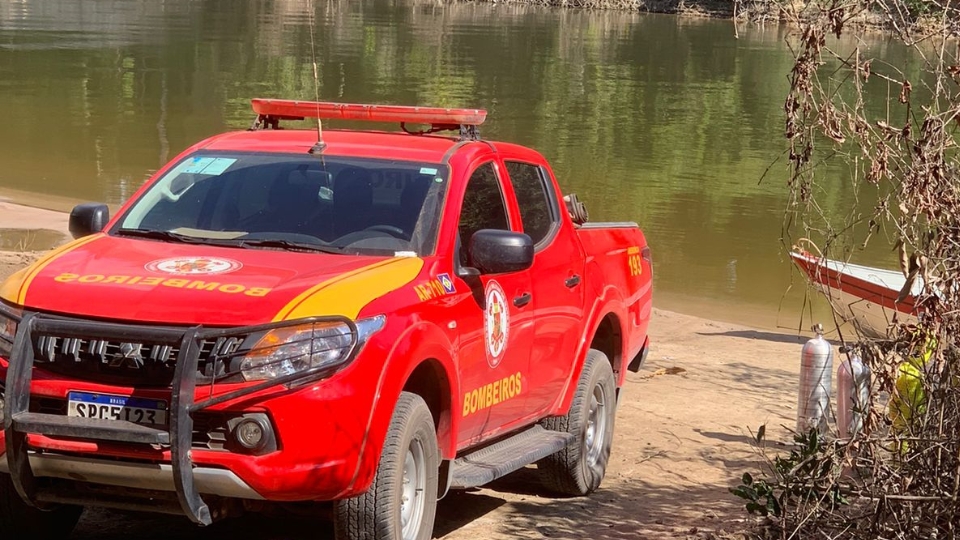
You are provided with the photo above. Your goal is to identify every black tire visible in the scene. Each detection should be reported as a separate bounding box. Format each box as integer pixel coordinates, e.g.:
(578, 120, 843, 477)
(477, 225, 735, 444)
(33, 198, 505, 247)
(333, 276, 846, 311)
(334, 392, 439, 540)
(0, 473, 83, 539)
(538, 349, 617, 496)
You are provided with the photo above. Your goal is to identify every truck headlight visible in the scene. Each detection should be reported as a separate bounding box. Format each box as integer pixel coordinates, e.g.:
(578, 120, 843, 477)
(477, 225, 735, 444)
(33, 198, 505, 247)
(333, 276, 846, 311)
(239, 315, 385, 382)
(0, 302, 20, 358)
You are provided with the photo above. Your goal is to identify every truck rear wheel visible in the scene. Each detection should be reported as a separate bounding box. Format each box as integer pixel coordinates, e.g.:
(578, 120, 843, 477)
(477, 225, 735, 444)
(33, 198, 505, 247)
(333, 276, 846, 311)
(538, 349, 616, 496)
(334, 392, 439, 540)
(0, 473, 83, 539)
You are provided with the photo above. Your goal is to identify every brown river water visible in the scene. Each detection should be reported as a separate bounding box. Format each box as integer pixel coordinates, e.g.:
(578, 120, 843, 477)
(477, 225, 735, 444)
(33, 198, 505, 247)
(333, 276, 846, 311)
(0, 0, 918, 330)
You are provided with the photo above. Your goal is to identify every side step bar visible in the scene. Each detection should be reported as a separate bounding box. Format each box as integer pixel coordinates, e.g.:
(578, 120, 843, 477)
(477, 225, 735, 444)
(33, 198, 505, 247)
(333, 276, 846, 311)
(449, 425, 573, 490)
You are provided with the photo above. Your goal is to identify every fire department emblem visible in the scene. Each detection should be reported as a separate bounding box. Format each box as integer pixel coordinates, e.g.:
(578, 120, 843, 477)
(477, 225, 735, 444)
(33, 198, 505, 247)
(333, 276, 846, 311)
(145, 257, 242, 276)
(484, 280, 509, 368)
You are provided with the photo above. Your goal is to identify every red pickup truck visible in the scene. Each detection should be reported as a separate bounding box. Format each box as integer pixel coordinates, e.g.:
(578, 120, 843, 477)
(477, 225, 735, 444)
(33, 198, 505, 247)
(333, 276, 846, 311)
(0, 100, 652, 540)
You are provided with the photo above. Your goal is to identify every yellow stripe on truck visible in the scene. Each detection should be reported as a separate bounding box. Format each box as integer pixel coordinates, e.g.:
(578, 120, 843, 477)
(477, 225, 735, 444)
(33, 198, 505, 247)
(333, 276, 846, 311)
(273, 257, 424, 321)
(0, 234, 103, 305)
(0, 267, 29, 305)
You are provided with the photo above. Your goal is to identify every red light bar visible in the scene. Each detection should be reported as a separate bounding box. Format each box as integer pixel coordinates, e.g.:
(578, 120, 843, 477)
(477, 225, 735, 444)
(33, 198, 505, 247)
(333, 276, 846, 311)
(251, 99, 486, 126)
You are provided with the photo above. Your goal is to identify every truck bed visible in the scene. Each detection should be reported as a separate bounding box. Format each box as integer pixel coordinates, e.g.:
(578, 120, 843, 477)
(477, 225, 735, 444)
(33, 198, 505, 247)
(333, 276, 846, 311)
(576, 221, 652, 372)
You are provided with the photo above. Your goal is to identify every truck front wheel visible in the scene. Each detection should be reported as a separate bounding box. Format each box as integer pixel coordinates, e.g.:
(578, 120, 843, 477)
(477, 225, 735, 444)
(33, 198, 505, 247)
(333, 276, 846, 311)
(538, 348, 617, 496)
(0, 473, 83, 539)
(334, 392, 439, 540)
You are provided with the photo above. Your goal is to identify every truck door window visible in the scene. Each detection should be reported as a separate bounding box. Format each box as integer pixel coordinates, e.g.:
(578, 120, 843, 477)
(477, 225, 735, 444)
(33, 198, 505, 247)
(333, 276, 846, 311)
(505, 161, 558, 246)
(458, 162, 510, 265)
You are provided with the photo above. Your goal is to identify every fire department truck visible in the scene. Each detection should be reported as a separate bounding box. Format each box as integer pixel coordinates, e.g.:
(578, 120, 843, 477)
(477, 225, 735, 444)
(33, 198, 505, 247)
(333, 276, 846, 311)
(0, 100, 652, 540)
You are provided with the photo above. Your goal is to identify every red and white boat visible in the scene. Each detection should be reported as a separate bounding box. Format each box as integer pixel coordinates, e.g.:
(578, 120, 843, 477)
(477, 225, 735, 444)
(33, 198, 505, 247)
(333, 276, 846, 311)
(790, 250, 921, 338)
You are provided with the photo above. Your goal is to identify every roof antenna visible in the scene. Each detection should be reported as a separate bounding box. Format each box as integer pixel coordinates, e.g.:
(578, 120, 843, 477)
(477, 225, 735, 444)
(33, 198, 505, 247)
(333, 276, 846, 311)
(307, 0, 326, 155)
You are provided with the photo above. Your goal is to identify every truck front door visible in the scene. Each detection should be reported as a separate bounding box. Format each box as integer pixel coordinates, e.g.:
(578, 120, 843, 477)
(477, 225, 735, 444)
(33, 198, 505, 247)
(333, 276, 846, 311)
(503, 160, 586, 417)
(453, 160, 535, 447)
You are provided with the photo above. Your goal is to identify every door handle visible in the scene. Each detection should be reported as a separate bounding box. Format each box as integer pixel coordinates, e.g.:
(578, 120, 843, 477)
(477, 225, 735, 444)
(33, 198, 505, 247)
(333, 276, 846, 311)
(565, 275, 581, 288)
(513, 292, 532, 308)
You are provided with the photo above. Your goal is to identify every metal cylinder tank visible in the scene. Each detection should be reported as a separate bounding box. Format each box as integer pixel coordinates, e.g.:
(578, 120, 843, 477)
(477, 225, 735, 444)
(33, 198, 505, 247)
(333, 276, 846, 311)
(797, 324, 833, 435)
(837, 352, 870, 439)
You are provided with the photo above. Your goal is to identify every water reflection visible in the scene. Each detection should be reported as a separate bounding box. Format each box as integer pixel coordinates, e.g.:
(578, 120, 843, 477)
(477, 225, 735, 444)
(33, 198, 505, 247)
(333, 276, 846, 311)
(0, 228, 67, 251)
(0, 0, 916, 328)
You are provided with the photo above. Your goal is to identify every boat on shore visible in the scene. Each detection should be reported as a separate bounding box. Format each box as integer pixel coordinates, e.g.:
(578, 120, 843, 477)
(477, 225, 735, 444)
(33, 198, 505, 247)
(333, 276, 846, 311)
(790, 250, 920, 338)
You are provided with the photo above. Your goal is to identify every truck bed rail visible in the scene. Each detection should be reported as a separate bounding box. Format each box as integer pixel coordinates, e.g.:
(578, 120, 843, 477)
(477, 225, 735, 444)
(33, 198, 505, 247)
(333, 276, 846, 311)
(577, 221, 640, 229)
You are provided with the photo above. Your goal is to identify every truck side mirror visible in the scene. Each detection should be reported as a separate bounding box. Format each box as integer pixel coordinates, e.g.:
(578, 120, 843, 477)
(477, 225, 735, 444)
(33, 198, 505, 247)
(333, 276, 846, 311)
(69, 203, 110, 239)
(469, 230, 534, 274)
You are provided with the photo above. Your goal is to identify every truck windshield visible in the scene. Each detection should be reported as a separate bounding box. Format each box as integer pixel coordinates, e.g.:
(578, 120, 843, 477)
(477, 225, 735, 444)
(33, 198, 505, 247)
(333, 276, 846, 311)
(116, 152, 449, 256)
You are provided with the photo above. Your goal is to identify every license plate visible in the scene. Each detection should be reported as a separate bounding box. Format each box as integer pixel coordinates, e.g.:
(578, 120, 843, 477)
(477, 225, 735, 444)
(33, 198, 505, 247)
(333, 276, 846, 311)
(67, 392, 168, 426)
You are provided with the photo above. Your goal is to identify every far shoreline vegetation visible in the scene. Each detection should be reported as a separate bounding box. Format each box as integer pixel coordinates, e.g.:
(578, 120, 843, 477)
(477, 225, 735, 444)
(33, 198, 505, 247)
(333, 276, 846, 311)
(473, 0, 764, 19)
(468, 0, 953, 31)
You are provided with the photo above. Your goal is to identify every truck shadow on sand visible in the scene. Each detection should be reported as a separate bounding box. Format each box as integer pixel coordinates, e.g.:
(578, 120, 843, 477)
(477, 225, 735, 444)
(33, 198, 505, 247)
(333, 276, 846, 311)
(443, 467, 744, 539)
(71, 465, 742, 539)
(696, 329, 808, 346)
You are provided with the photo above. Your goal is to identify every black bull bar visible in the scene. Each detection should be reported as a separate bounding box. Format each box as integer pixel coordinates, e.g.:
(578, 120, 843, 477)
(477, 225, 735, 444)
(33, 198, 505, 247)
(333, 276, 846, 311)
(2, 312, 358, 525)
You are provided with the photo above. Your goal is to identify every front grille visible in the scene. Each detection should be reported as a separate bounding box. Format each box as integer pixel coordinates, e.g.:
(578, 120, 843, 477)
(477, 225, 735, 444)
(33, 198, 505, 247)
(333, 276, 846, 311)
(31, 335, 236, 387)
(28, 396, 229, 451)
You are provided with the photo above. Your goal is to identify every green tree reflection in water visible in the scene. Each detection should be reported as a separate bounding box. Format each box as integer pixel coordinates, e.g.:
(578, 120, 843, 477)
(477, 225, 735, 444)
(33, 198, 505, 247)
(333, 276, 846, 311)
(0, 0, 923, 326)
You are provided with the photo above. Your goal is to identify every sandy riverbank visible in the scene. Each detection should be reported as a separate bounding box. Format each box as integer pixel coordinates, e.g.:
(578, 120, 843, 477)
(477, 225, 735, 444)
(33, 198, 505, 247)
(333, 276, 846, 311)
(0, 201, 810, 538)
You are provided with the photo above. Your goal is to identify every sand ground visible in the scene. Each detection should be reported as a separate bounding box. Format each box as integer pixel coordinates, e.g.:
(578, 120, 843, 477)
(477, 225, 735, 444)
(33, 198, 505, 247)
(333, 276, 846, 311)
(0, 204, 807, 539)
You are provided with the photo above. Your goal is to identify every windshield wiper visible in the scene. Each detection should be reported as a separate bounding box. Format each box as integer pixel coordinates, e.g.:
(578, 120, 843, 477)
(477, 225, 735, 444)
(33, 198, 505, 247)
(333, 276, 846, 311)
(237, 238, 344, 254)
(117, 229, 344, 254)
(115, 228, 212, 244)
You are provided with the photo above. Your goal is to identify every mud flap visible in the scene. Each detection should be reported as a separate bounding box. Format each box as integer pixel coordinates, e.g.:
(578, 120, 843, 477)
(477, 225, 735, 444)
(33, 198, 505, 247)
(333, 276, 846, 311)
(627, 337, 649, 373)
